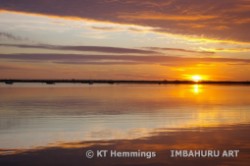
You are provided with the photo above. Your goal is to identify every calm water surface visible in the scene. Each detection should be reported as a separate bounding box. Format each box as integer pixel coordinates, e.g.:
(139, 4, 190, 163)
(0, 84, 249, 165)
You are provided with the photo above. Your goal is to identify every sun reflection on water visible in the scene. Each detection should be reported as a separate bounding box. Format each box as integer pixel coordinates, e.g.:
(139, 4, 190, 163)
(192, 84, 201, 94)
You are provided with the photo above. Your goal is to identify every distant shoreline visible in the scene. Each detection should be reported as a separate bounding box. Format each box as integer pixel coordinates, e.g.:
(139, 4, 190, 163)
(0, 79, 250, 85)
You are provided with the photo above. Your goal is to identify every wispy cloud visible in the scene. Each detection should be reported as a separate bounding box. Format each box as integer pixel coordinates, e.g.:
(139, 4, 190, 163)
(0, 32, 24, 41)
(90, 26, 119, 31)
(146, 47, 214, 54)
(0, 44, 158, 54)
(1, 43, 216, 55)
(200, 47, 250, 53)
(118, 12, 217, 21)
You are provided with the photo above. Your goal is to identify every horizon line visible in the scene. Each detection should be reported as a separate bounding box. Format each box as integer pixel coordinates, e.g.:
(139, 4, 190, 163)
(0, 79, 250, 85)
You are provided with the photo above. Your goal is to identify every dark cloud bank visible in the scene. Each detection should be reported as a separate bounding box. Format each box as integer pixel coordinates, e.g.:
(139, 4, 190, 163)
(0, 53, 249, 66)
(0, 0, 250, 42)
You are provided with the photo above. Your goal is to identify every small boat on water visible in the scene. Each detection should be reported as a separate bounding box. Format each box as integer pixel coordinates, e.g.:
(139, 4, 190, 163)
(4, 81, 13, 85)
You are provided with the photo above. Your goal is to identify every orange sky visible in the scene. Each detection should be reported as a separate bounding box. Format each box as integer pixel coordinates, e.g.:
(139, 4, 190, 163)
(0, 0, 250, 80)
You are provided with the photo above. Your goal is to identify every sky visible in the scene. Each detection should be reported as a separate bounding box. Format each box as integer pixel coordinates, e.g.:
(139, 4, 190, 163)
(0, 0, 250, 80)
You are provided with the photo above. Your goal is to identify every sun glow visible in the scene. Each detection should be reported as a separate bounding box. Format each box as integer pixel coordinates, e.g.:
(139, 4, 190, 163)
(191, 75, 202, 82)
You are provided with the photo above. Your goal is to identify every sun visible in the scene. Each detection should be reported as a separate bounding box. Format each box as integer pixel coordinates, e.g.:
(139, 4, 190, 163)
(191, 75, 202, 82)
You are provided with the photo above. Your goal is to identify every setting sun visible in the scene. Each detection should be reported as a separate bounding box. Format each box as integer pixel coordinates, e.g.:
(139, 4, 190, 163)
(191, 75, 202, 82)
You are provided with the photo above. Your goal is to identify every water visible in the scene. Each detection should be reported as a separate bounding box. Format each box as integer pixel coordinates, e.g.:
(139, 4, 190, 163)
(0, 84, 249, 165)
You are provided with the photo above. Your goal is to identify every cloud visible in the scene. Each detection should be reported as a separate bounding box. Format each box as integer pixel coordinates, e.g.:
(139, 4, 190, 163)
(0, 44, 158, 54)
(0, 53, 249, 66)
(0, 32, 23, 41)
(200, 47, 250, 53)
(146, 47, 214, 54)
(118, 12, 217, 21)
(1, 43, 216, 55)
(90, 26, 118, 31)
(0, 0, 249, 42)
(0, 64, 22, 70)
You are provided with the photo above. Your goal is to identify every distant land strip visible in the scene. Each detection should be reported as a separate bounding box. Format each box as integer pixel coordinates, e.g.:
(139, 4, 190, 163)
(0, 79, 250, 85)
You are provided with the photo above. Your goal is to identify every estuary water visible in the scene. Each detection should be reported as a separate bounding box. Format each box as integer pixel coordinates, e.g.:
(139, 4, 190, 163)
(0, 84, 249, 165)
